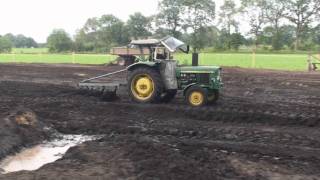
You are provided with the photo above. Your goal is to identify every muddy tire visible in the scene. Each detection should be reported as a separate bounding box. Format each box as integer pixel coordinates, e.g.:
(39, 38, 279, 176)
(208, 90, 219, 104)
(186, 86, 208, 107)
(161, 90, 177, 103)
(128, 67, 164, 103)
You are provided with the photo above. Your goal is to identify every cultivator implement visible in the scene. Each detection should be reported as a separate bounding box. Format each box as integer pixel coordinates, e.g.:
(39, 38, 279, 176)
(78, 69, 127, 100)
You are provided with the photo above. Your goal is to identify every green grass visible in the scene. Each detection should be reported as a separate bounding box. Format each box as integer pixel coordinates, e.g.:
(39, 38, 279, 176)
(0, 53, 117, 64)
(175, 53, 310, 71)
(12, 48, 48, 54)
(0, 52, 315, 71)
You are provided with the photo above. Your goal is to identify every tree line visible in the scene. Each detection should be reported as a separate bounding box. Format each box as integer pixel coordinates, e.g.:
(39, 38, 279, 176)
(1, 0, 320, 53)
(0, 34, 38, 53)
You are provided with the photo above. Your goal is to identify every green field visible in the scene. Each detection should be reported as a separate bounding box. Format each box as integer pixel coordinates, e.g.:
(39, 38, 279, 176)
(0, 53, 116, 64)
(12, 48, 48, 54)
(0, 51, 314, 71)
(176, 53, 310, 71)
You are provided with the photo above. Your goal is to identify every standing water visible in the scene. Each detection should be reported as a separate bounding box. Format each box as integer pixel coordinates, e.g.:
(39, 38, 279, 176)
(0, 134, 102, 174)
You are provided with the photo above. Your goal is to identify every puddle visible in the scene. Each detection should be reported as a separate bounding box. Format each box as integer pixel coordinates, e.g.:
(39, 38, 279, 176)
(74, 73, 87, 77)
(0, 134, 102, 174)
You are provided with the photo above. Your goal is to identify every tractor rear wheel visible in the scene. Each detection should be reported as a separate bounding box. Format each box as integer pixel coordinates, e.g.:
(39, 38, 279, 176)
(128, 67, 164, 103)
(161, 90, 177, 103)
(186, 86, 208, 107)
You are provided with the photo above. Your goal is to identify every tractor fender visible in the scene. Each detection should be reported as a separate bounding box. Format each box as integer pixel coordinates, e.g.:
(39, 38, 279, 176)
(183, 83, 198, 96)
(127, 62, 159, 72)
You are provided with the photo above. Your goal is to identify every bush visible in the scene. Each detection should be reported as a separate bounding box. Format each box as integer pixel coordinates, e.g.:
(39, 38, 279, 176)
(0, 36, 12, 53)
(47, 29, 73, 53)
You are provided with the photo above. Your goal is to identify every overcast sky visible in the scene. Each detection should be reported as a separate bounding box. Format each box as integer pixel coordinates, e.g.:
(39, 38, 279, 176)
(0, 0, 229, 43)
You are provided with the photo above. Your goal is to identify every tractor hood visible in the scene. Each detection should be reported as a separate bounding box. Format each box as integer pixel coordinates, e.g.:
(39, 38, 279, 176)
(161, 36, 189, 53)
(178, 66, 221, 73)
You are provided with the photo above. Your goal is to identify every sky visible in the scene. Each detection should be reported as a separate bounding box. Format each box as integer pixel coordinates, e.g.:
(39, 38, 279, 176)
(0, 0, 230, 43)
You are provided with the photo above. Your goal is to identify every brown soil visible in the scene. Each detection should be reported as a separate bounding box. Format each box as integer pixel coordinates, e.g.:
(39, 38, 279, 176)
(0, 63, 320, 180)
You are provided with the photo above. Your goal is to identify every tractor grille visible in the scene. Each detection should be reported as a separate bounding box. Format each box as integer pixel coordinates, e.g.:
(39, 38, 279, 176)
(180, 73, 210, 85)
(199, 74, 210, 84)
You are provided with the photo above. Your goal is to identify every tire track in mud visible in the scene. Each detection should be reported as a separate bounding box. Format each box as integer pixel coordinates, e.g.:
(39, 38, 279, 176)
(174, 138, 320, 164)
(104, 100, 320, 128)
(62, 99, 320, 164)
(6, 89, 319, 159)
(2, 81, 318, 129)
(36, 95, 320, 163)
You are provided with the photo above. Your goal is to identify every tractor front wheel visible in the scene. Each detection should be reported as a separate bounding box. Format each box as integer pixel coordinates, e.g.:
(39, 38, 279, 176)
(128, 67, 164, 103)
(186, 86, 208, 107)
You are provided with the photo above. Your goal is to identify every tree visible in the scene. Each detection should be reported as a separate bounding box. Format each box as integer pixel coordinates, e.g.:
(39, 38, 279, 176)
(312, 25, 320, 47)
(241, 0, 268, 49)
(83, 17, 100, 33)
(219, 0, 240, 35)
(283, 0, 320, 50)
(75, 14, 130, 52)
(3, 33, 38, 48)
(127, 12, 152, 40)
(264, 0, 286, 50)
(99, 15, 130, 50)
(156, 0, 184, 38)
(153, 28, 172, 39)
(181, 0, 216, 52)
(260, 26, 273, 46)
(3, 33, 15, 45)
(203, 26, 220, 49)
(0, 36, 12, 53)
(279, 25, 296, 49)
(230, 33, 245, 50)
(25, 37, 38, 48)
(74, 29, 95, 52)
(99, 15, 129, 45)
(217, 0, 241, 50)
(47, 29, 73, 53)
(214, 29, 231, 50)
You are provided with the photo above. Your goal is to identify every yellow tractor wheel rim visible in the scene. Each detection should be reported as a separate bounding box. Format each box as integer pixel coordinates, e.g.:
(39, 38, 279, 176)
(131, 74, 154, 100)
(189, 91, 204, 106)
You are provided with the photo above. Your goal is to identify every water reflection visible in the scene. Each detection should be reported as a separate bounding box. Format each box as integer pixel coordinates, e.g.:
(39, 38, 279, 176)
(0, 134, 101, 174)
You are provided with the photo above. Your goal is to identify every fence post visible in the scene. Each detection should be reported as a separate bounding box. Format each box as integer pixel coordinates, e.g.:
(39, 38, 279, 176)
(11, 53, 16, 62)
(251, 48, 256, 68)
(72, 52, 76, 64)
(307, 54, 312, 72)
(38, 52, 43, 62)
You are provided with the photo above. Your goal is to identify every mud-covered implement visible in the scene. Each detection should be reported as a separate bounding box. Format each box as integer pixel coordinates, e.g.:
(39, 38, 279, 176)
(78, 69, 127, 100)
(78, 36, 223, 107)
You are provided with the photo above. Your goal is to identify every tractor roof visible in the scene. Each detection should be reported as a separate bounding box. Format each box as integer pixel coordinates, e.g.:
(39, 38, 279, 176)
(130, 36, 189, 53)
(130, 39, 160, 45)
(161, 36, 187, 53)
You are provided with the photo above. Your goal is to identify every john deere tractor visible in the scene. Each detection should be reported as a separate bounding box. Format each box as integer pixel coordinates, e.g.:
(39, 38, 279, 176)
(79, 36, 223, 107)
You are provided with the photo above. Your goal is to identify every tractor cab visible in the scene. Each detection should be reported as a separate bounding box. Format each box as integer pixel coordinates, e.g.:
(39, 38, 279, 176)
(128, 36, 188, 62)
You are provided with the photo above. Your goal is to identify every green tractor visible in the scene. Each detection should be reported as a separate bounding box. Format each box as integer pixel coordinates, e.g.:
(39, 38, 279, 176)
(79, 37, 222, 107)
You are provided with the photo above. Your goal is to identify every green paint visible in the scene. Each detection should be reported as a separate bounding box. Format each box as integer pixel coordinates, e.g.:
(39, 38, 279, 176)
(176, 65, 222, 91)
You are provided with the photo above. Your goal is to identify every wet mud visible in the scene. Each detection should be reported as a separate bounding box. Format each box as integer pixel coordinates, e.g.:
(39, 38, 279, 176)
(0, 63, 319, 179)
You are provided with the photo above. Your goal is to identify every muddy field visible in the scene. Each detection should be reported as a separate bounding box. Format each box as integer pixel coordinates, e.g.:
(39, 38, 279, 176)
(0, 63, 320, 180)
